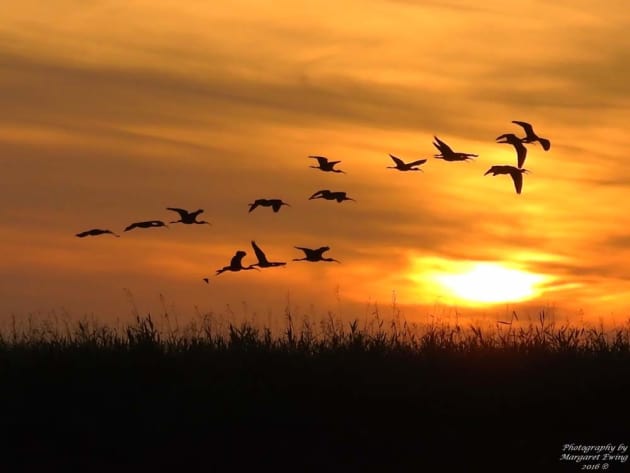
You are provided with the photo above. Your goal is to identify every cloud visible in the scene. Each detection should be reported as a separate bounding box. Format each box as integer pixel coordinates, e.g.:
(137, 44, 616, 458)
(2, 1, 630, 321)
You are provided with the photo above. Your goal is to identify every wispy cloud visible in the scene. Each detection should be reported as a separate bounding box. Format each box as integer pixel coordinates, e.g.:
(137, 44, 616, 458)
(2, 0, 630, 321)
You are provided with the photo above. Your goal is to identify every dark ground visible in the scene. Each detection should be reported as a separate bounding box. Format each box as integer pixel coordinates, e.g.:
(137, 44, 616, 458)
(2, 341, 628, 473)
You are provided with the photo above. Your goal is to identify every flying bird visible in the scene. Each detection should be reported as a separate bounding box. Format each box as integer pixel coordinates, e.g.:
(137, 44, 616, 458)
(76, 229, 120, 238)
(496, 133, 528, 168)
(250, 241, 286, 268)
(484, 165, 529, 194)
(387, 154, 427, 171)
(123, 220, 169, 232)
(308, 156, 346, 173)
(215, 250, 260, 275)
(512, 121, 551, 151)
(308, 189, 356, 203)
(248, 199, 291, 213)
(167, 208, 211, 225)
(203, 278, 210, 284)
(432, 136, 478, 161)
(293, 246, 340, 263)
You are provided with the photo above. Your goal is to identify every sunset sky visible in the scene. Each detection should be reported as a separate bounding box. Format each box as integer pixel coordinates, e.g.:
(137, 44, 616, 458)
(2, 0, 630, 327)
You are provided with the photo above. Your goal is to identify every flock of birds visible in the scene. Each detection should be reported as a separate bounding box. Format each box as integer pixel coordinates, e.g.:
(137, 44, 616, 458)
(76, 120, 551, 281)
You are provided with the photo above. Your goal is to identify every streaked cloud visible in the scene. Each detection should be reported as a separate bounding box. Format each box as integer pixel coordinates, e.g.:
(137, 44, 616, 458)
(1, 0, 629, 325)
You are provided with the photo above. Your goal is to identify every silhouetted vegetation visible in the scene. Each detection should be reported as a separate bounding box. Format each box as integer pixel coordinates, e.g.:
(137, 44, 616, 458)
(2, 309, 629, 472)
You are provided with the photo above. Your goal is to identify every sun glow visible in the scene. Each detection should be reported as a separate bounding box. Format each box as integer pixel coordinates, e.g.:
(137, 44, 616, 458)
(433, 262, 547, 305)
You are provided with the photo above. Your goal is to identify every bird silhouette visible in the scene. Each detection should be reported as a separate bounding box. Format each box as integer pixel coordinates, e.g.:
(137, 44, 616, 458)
(203, 278, 210, 284)
(433, 136, 478, 161)
(512, 121, 551, 151)
(76, 229, 120, 238)
(250, 241, 286, 268)
(309, 189, 356, 203)
(124, 220, 169, 232)
(308, 156, 346, 173)
(484, 165, 529, 194)
(387, 154, 428, 171)
(248, 199, 291, 213)
(167, 208, 211, 225)
(496, 133, 528, 168)
(293, 246, 340, 263)
(215, 250, 260, 275)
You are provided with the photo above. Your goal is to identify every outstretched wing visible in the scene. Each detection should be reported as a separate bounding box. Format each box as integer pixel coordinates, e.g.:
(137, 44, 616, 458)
(166, 207, 188, 218)
(433, 136, 453, 154)
(229, 251, 246, 267)
(248, 201, 260, 212)
(512, 120, 534, 137)
(124, 222, 139, 232)
(270, 200, 285, 212)
(515, 141, 527, 168)
(407, 159, 427, 167)
(308, 156, 328, 166)
(251, 241, 268, 265)
(294, 246, 312, 256)
(389, 154, 404, 167)
(508, 168, 523, 194)
(309, 189, 327, 199)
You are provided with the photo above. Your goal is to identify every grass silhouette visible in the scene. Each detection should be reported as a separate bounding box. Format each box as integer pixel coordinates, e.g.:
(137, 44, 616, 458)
(2, 308, 629, 472)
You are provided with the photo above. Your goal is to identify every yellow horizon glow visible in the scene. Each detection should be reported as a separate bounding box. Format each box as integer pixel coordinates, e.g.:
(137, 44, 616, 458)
(433, 262, 549, 305)
(408, 257, 555, 307)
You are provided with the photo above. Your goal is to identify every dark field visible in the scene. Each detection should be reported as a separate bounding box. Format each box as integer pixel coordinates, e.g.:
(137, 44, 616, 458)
(2, 311, 629, 472)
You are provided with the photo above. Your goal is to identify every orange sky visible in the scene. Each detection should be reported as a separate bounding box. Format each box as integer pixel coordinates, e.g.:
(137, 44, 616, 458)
(2, 0, 630, 327)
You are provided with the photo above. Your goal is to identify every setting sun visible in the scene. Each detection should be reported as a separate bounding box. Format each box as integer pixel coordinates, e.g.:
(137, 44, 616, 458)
(433, 262, 548, 305)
